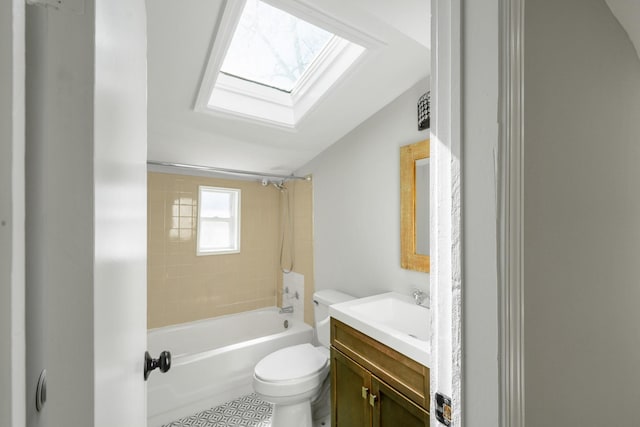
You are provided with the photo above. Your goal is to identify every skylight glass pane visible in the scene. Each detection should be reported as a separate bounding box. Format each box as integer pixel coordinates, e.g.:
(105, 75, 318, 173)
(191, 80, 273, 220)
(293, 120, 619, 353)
(220, 0, 334, 92)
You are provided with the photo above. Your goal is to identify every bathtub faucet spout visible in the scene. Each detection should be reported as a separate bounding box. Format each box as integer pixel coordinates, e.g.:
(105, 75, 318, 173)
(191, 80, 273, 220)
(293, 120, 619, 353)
(279, 305, 294, 314)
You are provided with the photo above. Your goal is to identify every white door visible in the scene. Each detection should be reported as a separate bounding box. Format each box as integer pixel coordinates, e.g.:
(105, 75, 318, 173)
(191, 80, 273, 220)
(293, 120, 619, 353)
(24, 1, 148, 426)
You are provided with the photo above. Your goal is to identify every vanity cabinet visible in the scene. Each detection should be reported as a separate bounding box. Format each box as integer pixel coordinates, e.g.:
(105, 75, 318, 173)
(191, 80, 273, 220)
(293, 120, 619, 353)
(330, 319, 430, 427)
(332, 349, 371, 426)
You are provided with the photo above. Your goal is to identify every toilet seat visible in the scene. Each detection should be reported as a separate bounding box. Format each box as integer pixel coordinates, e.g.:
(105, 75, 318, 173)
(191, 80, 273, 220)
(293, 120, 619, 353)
(255, 343, 328, 382)
(253, 343, 329, 398)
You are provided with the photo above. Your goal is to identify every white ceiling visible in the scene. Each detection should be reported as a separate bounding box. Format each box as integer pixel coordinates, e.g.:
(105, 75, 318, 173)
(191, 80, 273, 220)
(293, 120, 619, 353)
(605, 0, 640, 61)
(147, 0, 430, 175)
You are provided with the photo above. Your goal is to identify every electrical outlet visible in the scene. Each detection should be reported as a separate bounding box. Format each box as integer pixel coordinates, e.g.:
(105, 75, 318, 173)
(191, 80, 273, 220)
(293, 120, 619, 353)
(435, 392, 452, 426)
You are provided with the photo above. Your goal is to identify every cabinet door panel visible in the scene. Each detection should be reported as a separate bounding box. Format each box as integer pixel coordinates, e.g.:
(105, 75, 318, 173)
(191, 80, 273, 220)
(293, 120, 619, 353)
(331, 318, 430, 409)
(332, 347, 371, 427)
(372, 377, 429, 427)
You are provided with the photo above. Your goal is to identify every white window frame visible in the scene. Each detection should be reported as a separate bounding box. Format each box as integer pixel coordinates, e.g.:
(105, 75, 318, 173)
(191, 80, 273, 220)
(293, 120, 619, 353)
(197, 186, 241, 255)
(193, 0, 380, 129)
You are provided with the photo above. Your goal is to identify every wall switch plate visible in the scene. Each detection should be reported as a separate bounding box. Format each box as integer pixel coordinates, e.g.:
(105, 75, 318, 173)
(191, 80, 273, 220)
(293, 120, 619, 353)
(435, 392, 452, 425)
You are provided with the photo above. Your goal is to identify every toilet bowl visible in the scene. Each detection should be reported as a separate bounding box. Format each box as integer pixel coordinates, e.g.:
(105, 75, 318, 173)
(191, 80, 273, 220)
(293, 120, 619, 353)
(252, 290, 354, 427)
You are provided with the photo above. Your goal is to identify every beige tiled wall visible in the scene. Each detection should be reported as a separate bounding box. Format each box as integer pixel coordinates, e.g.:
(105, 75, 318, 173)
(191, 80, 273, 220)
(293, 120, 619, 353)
(147, 172, 282, 329)
(292, 179, 315, 326)
(273, 179, 314, 325)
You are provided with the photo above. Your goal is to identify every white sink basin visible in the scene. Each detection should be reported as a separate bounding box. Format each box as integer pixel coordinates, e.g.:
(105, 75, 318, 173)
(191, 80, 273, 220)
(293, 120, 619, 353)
(329, 292, 431, 366)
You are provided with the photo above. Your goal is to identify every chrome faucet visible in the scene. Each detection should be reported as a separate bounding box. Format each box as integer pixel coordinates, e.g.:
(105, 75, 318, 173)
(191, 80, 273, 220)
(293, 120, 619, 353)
(279, 305, 294, 314)
(411, 289, 429, 308)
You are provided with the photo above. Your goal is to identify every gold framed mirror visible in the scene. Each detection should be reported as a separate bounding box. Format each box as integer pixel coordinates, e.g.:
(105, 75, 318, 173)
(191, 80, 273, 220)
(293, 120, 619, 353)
(400, 139, 430, 273)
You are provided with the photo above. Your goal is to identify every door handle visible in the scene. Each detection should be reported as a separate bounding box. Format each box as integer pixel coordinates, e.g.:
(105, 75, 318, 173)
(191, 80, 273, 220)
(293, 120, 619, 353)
(36, 369, 47, 412)
(144, 350, 171, 380)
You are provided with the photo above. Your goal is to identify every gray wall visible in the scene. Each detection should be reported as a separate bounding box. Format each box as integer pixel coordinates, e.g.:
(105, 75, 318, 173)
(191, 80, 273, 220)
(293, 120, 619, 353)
(0, 2, 11, 421)
(26, 4, 96, 425)
(524, 0, 640, 424)
(298, 78, 429, 298)
(1, 0, 25, 426)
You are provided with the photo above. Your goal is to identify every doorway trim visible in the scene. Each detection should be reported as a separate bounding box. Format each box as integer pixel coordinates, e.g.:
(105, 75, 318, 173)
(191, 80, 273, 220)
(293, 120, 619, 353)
(430, 0, 462, 424)
(497, 0, 525, 425)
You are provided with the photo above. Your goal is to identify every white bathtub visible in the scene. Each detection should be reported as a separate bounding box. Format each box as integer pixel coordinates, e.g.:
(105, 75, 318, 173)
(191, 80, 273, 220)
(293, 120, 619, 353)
(147, 307, 313, 427)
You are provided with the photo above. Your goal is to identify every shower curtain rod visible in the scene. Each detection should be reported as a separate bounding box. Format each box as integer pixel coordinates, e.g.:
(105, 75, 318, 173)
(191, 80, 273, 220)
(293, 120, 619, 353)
(147, 160, 310, 182)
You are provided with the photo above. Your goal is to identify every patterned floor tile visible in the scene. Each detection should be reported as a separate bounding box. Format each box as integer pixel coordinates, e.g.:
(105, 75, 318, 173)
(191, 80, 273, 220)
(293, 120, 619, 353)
(163, 393, 273, 427)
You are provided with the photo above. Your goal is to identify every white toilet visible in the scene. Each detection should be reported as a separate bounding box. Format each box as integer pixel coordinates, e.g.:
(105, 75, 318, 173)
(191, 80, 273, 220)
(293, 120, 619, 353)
(253, 289, 354, 427)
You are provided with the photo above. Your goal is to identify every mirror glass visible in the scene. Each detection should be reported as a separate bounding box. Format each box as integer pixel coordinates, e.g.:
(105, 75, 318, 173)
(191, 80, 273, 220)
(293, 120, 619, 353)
(400, 139, 430, 272)
(415, 158, 429, 255)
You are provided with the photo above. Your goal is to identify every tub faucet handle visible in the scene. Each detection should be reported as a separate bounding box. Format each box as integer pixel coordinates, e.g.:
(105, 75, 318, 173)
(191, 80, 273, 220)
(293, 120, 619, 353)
(279, 305, 294, 314)
(411, 289, 429, 307)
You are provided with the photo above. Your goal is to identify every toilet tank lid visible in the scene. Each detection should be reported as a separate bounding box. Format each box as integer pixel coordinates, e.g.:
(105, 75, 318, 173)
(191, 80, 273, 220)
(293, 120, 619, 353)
(313, 289, 354, 306)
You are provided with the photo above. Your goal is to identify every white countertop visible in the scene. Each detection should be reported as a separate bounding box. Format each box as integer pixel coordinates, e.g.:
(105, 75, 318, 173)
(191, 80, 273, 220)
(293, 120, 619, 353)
(329, 292, 431, 367)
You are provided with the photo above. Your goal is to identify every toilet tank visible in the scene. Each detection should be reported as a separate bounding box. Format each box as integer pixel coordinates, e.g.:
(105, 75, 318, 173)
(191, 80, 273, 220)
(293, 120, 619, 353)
(313, 289, 354, 347)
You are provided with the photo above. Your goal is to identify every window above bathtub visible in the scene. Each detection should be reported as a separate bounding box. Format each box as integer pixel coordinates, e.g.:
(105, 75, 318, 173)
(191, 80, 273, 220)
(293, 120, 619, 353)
(193, 0, 371, 129)
(197, 186, 241, 255)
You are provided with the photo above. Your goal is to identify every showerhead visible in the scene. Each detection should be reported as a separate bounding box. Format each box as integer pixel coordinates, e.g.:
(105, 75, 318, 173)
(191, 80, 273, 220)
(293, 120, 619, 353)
(259, 178, 287, 190)
(272, 181, 286, 191)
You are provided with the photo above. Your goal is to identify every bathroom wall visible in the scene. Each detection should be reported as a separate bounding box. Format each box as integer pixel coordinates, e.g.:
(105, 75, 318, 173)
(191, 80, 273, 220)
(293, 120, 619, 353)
(524, 0, 640, 424)
(0, 1, 25, 425)
(148, 172, 282, 328)
(289, 179, 315, 325)
(298, 78, 429, 298)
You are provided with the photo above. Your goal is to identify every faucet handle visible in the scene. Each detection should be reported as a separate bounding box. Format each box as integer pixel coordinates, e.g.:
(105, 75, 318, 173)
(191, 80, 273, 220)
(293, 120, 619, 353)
(411, 289, 429, 307)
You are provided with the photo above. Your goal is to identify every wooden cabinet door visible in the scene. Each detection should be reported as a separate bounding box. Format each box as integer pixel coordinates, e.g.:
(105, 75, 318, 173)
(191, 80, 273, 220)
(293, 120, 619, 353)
(371, 376, 429, 427)
(332, 347, 371, 427)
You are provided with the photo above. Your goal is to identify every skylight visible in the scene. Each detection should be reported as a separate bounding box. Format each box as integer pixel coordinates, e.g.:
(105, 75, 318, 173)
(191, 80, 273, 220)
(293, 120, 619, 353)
(195, 0, 375, 128)
(220, 0, 334, 93)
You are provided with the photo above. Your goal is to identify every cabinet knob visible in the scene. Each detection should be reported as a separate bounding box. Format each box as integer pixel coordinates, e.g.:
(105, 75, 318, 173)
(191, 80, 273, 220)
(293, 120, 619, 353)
(369, 393, 378, 407)
(361, 386, 369, 400)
